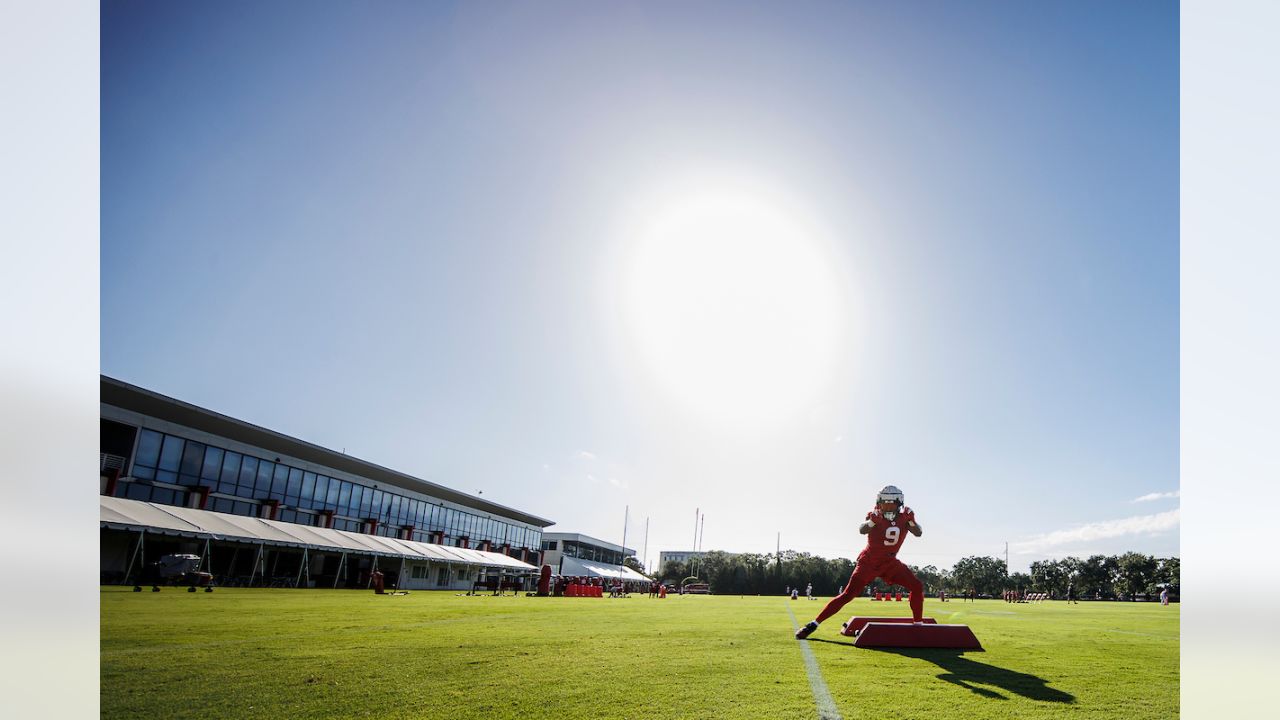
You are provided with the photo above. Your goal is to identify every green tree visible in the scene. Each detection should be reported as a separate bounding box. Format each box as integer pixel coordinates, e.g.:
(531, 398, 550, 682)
(1156, 557, 1179, 595)
(909, 564, 948, 595)
(950, 556, 1007, 596)
(1076, 555, 1115, 600)
(658, 560, 687, 585)
(1115, 552, 1158, 600)
(1008, 571, 1033, 593)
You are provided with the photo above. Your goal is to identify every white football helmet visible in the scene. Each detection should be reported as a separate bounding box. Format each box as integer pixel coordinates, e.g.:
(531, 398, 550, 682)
(876, 485, 905, 521)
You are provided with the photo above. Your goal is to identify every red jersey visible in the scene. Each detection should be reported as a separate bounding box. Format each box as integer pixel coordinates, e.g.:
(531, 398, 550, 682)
(857, 509, 914, 564)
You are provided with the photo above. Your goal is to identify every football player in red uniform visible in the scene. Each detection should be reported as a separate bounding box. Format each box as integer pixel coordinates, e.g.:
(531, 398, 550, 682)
(795, 485, 925, 639)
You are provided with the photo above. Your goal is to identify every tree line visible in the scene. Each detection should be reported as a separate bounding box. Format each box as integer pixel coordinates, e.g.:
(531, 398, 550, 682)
(652, 550, 1179, 600)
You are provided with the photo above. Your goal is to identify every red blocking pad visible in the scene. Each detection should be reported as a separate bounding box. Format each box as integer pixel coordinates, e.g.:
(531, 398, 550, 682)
(840, 616, 936, 637)
(853, 622, 982, 649)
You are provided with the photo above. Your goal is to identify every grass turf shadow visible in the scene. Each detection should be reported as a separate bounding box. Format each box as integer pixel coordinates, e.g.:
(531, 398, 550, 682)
(872, 648, 1075, 703)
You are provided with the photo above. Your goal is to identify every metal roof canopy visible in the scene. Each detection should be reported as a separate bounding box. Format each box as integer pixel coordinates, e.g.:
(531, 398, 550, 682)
(101, 496, 537, 571)
(558, 555, 651, 582)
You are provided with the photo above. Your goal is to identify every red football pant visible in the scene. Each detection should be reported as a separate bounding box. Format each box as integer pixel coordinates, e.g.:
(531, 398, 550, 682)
(814, 558, 924, 624)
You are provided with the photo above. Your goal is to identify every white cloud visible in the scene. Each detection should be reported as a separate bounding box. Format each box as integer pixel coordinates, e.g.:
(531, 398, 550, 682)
(1012, 509, 1180, 555)
(586, 473, 598, 483)
(834, 435, 843, 443)
(608, 477, 628, 489)
(542, 464, 551, 472)
(1132, 490, 1180, 502)
(577, 451, 597, 461)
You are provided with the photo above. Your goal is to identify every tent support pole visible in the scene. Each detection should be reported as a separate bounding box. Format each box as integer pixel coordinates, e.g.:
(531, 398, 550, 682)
(295, 547, 309, 588)
(396, 558, 406, 591)
(123, 528, 145, 585)
(334, 553, 346, 589)
(249, 543, 264, 587)
(200, 537, 212, 575)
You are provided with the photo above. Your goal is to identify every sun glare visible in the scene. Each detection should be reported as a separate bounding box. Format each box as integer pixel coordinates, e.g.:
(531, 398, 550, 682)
(619, 177, 846, 428)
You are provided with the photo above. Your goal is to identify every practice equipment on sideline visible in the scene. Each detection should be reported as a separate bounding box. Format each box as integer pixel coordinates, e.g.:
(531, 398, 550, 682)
(845, 619, 982, 649)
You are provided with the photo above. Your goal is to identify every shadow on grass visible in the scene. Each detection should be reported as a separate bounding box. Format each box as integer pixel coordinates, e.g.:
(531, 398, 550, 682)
(807, 638, 858, 648)
(876, 649, 1075, 703)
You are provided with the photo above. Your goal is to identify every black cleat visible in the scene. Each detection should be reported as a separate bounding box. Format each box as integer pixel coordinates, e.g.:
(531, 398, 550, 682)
(795, 621, 819, 640)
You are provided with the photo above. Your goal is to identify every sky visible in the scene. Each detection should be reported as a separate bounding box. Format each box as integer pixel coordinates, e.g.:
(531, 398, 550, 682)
(100, 1, 1179, 574)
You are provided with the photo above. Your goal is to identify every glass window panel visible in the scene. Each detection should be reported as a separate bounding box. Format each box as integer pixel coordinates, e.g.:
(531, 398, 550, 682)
(158, 435, 184, 471)
(271, 463, 289, 495)
(125, 483, 152, 501)
(286, 467, 302, 499)
(134, 429, 162, 469)
(381, 491, 393, 515)
(279, 508, 295, 524)
(239, 456, 258, 488)
(337, 482, 351, 512)
(349, 485, 363, 515)
(132, 465, 155, 480)
(201, 447, 224, 480)
(312, 474, 327, 507)
(212, 497, 234, 514)
(221, 451, 242, 484)
(235, 481, 255, 499)
(359, 486, 373, 515)
(151, 487, 175, 506)
(301, 472, 316, 507)
(371, 490, 384, 518)
(155, 470, 178, 485)
(177, 473, 199, 487)
(325, 477, 339, 506)
(257, 461, 276, 494)
(218, 476, 238, 495)
(232, 500, 253, 517)
(180, 441, 204, 476)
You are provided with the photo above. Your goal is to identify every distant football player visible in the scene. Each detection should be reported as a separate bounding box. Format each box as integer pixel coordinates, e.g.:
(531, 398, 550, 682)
(795, 485, 924, 639)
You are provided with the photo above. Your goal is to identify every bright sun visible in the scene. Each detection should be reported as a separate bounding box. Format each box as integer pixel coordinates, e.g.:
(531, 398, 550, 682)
(619, 176, 846, 428)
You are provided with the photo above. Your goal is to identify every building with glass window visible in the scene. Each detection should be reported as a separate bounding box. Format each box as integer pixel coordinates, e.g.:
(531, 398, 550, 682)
(658, 550, 707, 571)
(100, 375, 555, 590)
(539, 532, 649, 583)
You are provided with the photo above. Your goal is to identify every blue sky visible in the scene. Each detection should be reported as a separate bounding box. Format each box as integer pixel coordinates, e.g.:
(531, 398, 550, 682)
(101, 1, 1178, 572)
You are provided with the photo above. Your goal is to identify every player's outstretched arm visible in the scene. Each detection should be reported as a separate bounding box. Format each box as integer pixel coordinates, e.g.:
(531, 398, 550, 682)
(902, 506, 922, 536)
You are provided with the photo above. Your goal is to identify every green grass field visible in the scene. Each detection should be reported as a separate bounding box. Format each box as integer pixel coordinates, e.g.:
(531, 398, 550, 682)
(101, 588, 1177, 719)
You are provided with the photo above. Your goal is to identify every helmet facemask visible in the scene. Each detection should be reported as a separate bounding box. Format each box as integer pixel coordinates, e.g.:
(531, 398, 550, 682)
(877, 485, 905, 521)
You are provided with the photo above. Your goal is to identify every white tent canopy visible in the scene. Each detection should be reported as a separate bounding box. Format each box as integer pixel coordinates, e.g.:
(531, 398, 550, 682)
(558, 555, 650, 582)
(101, 496, 537, 572)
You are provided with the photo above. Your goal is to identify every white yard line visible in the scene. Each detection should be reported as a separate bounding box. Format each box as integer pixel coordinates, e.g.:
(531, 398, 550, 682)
(787, 604, 844, 720)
